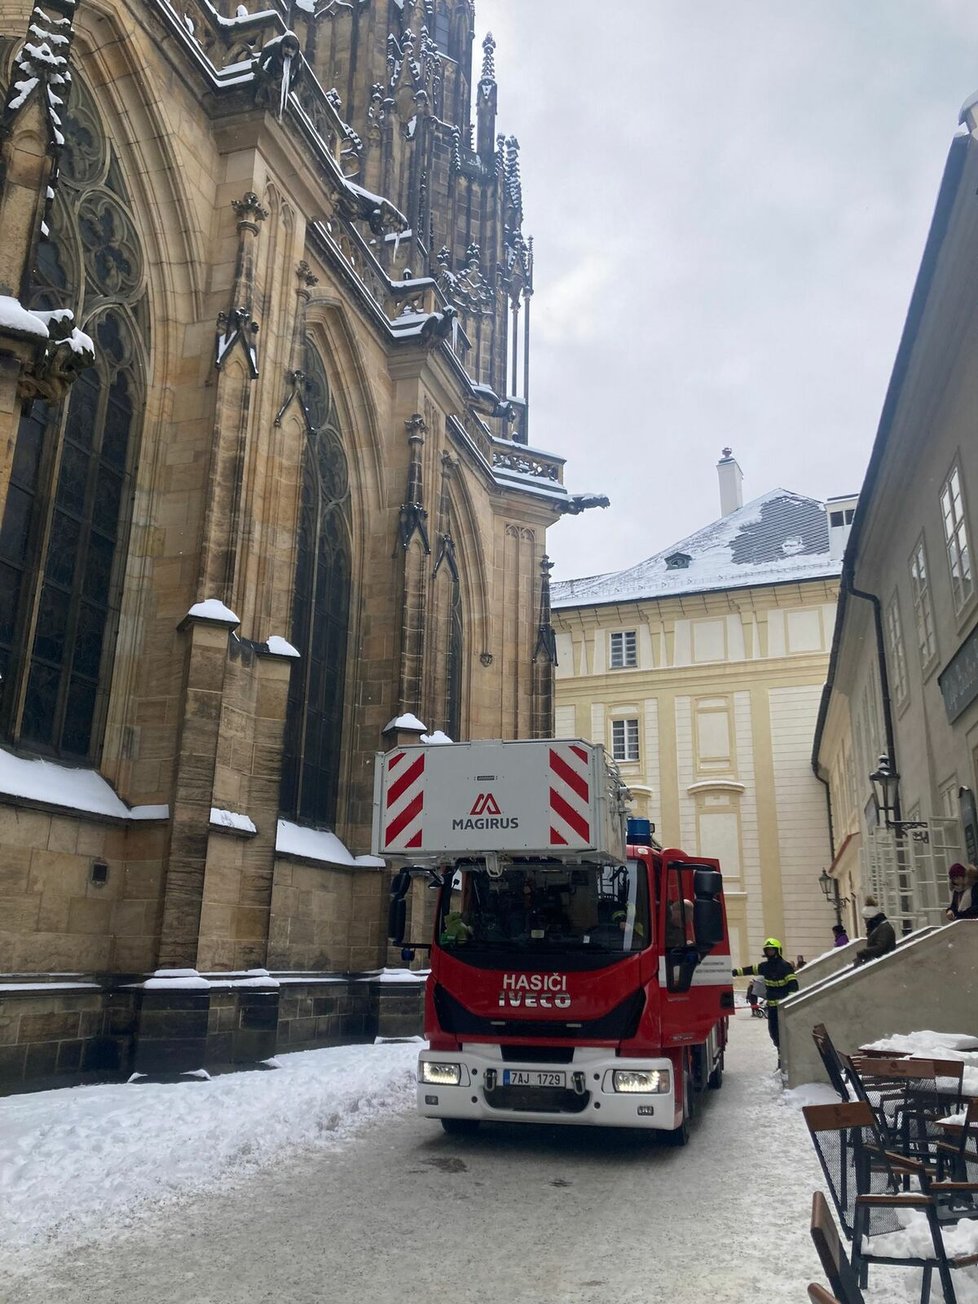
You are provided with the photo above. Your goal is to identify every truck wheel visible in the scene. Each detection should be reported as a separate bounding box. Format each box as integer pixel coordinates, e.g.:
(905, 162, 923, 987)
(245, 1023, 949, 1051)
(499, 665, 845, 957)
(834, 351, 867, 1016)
(440, 1118, 480, 1136)
(708, 1052, 724, 1090)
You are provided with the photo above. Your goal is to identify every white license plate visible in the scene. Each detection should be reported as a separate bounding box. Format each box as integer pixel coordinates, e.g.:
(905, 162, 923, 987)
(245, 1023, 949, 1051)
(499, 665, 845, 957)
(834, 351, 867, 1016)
(503, 1069, 565, 1088)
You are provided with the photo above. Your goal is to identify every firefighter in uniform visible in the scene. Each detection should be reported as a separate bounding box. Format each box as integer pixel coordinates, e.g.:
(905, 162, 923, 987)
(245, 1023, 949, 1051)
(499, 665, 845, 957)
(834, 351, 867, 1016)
(732, 939, 798, 1059)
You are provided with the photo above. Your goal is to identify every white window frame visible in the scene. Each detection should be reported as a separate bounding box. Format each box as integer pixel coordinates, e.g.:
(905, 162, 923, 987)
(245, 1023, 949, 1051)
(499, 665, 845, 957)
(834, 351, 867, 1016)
(884, 594, 908, 706)
(611, 717, 640, 762)
(909, 537, 937, 667)
(941, 464, 974, 614)
(609, 630, 637, 669)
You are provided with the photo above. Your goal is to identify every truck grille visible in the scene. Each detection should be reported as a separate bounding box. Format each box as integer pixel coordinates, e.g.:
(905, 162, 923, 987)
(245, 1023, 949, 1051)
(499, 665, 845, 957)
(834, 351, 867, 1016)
(483, 1084, 591, 1114)
(434, 985, 644, 1041)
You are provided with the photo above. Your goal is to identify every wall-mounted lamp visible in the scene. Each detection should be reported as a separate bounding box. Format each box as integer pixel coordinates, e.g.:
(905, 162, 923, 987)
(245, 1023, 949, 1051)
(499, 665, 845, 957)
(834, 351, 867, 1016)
(868, 755, 930, 842)
(818, 868, 850, 926)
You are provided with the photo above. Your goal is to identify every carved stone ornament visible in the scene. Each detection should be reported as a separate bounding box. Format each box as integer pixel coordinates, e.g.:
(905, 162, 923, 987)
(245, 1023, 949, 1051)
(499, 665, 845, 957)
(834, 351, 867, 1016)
(231, 191, 270, 229)
(17, 308, 95, 405)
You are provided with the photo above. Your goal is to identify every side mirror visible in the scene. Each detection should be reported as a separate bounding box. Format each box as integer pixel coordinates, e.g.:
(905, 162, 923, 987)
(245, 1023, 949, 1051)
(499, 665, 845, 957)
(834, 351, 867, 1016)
(388, 896, 407, 945)
(693, 868, 722, 899)
(693, 898, 724, 949)
(388, 869, 412, 944)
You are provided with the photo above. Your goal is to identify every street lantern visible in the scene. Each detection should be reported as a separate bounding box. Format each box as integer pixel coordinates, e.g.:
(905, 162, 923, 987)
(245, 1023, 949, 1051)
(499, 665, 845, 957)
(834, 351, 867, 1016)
(868, 754, 929, 842)
(818, 868, 847, 926)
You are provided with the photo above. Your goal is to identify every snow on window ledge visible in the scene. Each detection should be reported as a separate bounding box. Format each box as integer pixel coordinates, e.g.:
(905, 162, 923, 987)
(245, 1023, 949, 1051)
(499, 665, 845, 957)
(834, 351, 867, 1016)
(209, 807, 258, 836)
(262, 635, 300, 658)
(276, 819, 385, 869)
(0, 748, 169, 823)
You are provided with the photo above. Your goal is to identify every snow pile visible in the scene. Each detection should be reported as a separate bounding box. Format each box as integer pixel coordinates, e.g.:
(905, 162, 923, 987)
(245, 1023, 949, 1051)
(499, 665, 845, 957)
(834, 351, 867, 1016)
(0, 1041, 421, 1256)
(276, 818, 385, 867)
(187, 598, 240, 624)
(383, 712, 427, 733)
(264, 634, 300, 657)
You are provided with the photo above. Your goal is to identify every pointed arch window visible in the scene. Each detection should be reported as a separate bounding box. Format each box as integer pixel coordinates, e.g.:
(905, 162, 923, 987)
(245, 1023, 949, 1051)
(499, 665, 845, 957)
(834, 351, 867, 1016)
(279, 343, 352, 827)
(0, 75, 146, 758)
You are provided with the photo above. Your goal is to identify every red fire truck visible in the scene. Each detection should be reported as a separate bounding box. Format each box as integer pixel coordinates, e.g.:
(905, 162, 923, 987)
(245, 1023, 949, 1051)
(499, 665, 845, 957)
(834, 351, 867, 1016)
(375, 739, 732, 1143)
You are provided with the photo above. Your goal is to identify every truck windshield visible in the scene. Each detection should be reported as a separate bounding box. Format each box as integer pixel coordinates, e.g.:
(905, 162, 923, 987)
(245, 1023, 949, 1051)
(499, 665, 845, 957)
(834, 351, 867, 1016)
(438, 860, 649, 955)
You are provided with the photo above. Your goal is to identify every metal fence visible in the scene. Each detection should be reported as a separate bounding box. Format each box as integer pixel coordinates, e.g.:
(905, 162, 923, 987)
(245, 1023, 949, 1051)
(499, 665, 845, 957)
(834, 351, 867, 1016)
(862, 819, 962, 933)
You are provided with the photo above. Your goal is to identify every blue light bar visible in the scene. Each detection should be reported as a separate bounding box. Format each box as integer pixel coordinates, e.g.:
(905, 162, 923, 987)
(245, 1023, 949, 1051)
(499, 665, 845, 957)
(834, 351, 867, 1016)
(627, 817, 652, 844)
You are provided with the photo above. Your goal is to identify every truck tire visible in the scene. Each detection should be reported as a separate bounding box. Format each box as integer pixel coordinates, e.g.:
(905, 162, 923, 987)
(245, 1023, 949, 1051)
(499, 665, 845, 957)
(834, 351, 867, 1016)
(440, 1118, 480, 1136)
(708, 1051, 724, 1090)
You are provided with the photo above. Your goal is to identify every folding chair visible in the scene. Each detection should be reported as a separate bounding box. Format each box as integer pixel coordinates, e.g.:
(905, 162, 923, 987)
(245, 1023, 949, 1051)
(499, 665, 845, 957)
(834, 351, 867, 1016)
(812, 1023, 852, 1104)
(803, 1101, 978, 1303)
(936, 1098, 978, 1182)
(846, 1055, 967, 1170)
(808, 1287, 841, 1303)
(809, 1189, 865, 1303)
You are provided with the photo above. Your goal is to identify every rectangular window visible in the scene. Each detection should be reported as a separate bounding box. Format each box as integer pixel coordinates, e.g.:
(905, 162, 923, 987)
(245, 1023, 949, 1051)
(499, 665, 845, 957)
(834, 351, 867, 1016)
(611, 718, 639, 762)
(609, 630, 637, 669)
(941, 465, 974, 613)
(909, 538, 937, 666)
(884, 595, 908, 705)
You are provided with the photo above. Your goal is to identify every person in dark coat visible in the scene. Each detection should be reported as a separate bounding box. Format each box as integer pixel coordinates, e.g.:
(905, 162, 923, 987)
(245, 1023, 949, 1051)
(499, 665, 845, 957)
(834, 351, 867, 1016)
(832, 923, 849, 947)
(732, 938, 798, 1055)
(854, 899, 896, 965)
(945, 863, 978, 921)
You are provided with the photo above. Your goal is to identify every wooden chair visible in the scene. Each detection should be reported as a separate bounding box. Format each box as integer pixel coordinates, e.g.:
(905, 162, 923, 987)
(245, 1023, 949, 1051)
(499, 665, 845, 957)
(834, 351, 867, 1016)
(809, 1189, 865, 1303)
(803, 1101, 978, 1302)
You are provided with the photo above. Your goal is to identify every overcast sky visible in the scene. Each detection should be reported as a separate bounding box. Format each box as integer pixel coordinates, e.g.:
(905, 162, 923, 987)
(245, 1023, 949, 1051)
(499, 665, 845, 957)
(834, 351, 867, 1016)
(473, 1, 978, 583)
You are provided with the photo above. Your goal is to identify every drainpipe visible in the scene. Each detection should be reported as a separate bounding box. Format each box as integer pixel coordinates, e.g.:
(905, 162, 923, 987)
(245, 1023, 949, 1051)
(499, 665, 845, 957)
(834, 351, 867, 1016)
(846, 579, 901, 822)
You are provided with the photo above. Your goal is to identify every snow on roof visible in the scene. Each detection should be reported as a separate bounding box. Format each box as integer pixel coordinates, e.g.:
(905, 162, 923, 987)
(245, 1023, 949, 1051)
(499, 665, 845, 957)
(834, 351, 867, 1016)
(552, 489, 841, 608)
(0, 748, 168, 822)
(276, 819, 385, 869)
(421, 731, 454, 745)
(383, 713, 427, 733)
(187, 598, 240, 624)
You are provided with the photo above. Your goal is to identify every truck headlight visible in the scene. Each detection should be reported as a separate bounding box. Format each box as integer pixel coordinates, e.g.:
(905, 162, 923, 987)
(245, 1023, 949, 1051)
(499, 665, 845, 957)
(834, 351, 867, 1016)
(612, 1069, 670, 1094)
(420, 1061, 462, 1086)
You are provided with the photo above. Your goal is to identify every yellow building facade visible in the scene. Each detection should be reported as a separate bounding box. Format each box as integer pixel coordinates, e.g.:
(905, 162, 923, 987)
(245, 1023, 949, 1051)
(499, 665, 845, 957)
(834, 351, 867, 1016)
(553, 465, 843, 967)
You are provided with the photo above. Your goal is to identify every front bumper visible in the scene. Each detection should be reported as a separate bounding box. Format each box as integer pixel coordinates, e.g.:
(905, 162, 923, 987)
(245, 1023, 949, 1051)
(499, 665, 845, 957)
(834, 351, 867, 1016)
(417, 1046, 677, 1129)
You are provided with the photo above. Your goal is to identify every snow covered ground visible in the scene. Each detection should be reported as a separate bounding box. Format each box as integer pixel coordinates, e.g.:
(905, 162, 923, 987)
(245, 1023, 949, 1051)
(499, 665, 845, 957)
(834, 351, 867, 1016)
(3, 1023, 978, 1301)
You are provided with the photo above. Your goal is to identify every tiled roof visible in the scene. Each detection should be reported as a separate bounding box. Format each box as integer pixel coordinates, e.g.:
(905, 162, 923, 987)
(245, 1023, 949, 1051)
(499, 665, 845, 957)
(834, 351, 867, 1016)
(552, 489, 841, 608)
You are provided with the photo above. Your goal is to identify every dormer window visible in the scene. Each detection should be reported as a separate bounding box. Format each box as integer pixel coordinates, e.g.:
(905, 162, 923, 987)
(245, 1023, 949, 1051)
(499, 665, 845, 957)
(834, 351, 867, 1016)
(665, 552, 691, 570)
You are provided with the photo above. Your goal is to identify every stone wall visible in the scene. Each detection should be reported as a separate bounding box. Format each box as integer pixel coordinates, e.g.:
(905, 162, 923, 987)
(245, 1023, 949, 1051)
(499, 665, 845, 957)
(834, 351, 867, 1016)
(0, 972, 425, 1094)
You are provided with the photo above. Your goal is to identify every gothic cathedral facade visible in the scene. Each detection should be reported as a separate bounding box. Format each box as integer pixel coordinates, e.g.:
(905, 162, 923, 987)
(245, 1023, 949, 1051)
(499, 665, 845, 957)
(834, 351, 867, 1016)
(0, 0, 583, 1088)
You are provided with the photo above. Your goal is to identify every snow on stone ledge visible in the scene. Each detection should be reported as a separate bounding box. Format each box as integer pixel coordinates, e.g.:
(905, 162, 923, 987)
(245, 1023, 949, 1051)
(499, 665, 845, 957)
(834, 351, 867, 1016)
(142, 968, 211, 990)
(0, 294, 49, 339)
(276, 819, 386, 869)
(0, 748, 169, 822)
(383, 713, 427, 733)
(421, 730, 453, 745)
(264, 635, 300, 658)
(209, 807, 257, 835)
(186, 598, 240, 624)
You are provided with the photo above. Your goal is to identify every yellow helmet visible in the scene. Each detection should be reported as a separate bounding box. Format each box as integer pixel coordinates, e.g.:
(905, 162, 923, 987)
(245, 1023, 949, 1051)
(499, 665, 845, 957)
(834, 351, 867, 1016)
(762, 938, 783, 952)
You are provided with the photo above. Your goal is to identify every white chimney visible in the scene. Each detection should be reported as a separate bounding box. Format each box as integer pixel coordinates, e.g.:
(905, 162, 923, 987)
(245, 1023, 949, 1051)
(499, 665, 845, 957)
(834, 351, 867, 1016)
(826, 493, 858, 561)
(717, 448, 743, 516)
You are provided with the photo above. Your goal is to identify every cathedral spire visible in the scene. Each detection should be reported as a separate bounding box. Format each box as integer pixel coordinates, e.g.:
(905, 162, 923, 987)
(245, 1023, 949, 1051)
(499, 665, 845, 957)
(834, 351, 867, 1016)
(476, 31, 497, 162)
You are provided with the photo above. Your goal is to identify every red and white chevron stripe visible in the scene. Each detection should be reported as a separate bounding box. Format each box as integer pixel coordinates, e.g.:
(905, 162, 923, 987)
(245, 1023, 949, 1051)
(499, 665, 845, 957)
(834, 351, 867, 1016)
(382, 749, 426, 850)
(548, 744, 592, 847)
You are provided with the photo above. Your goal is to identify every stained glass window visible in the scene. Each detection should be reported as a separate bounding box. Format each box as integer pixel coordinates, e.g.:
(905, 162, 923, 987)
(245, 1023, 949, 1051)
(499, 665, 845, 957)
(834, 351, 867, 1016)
(279, 343, 352, 827)
(0, 75, 145, 758)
